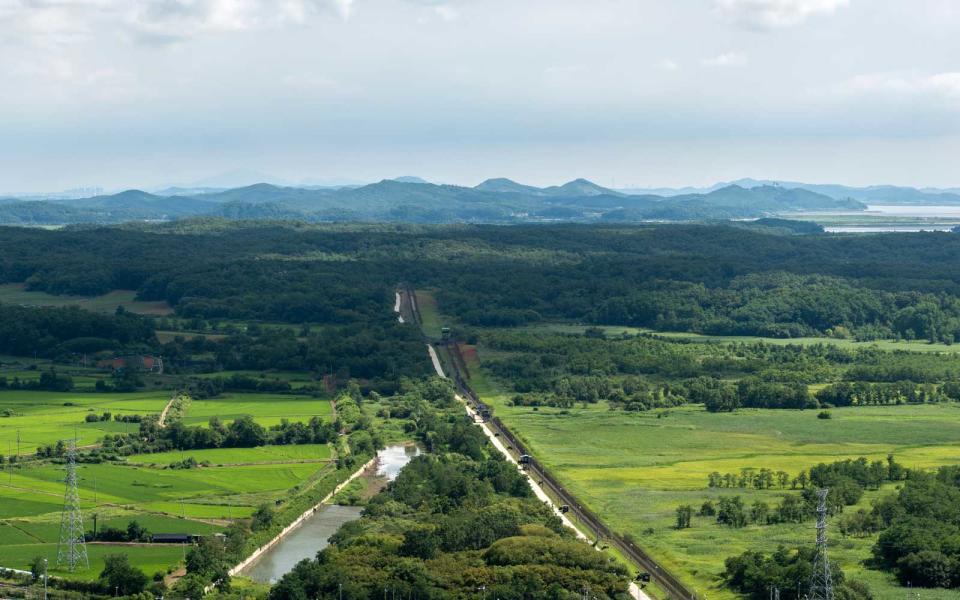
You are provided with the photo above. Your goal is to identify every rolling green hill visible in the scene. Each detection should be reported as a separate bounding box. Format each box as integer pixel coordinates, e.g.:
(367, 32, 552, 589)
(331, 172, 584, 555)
(0, 179, 864, 225)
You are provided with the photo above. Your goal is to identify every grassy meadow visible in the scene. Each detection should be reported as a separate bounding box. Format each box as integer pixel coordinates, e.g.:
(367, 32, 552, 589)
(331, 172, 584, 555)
(473, 356, 960, 599)
(0, 284, 173, 316)
(125, 444, 333, 466)
(414, 290, 444, 339)
(182, 393, 333, 427)
(0, 390, 171, 449)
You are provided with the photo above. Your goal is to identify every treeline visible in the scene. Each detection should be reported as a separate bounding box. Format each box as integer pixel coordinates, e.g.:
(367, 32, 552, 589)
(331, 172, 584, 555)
(90, 414, 338, 461)
(872, 466, 960, 589)
(708, 456, 905, 493)
(0, 304, 155, 358)
(8, 223, 960, 341)
(0, 369, 74, 392)
(479, 330, 960, 413)
(161, 320, 433, 391)
(683, 456, 907, 535)
(269, 378, 633, 600)
(815, 380, 960, 406)
(723, 546, 872, 600)
(722, 462, 960, 592)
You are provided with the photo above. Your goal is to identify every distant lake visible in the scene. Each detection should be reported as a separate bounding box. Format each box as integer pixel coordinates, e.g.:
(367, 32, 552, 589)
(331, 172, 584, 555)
(865, 205, 960, 217)
(825, 226, 956, 233)
(808, 204, 960, 233)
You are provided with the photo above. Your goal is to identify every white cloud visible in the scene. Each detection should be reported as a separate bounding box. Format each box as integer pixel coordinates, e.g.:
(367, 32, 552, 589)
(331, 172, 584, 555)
(713, 0, 850, 30)
(701, 51, 747, 67)
(0, 0, 355, 46)
(842, 72, 960, 103)
(656, 58, 680, 71)
(433, 5, 459, 22)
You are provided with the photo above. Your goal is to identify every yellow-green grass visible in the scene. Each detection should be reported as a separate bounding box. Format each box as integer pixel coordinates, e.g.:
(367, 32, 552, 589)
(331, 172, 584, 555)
(519, 323, 960, 353)
(0, 390, 170, 449)
(0, 461, 329, 520)
(0, 284, 173, 316)
(414, 290, 444, 339)
(182, 393, 332, 427)
(3, 512, 222, 545)
(125, 443, 333, 466)
(468, 343, 960, 599)
(0, 507, 226, 579)
(0, 543, 185, 580)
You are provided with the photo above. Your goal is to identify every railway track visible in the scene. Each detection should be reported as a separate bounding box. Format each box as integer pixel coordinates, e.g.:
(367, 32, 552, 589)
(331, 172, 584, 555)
(442, 347, 696, 600)
(398, 286, 697, 600)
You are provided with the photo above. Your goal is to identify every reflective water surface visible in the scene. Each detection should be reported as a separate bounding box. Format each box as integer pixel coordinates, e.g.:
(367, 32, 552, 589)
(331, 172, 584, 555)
(242, 444, 420, 583)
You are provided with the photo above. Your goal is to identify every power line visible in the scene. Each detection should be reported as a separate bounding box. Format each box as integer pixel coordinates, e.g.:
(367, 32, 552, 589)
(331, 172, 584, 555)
(806, 488, 834, 600)
(56, 438, 89, 572)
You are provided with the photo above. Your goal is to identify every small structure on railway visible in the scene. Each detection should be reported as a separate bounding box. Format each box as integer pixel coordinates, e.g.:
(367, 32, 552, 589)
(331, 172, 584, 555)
(475, 403, 492, 421)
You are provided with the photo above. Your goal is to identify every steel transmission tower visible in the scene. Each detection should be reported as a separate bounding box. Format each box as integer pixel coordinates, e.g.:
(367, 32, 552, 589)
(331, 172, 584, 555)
(807, 488, 834, 600)
(56, 439, 89, 571)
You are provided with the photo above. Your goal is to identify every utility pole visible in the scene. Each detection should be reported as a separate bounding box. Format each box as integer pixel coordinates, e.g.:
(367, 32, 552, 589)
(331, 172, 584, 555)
(807, 488, 835, 600)
(56, 438, 89, 571)
(43, 558, 48, 600)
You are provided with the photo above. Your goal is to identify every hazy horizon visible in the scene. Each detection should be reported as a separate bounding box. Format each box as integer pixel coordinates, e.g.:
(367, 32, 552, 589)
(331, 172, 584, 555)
(2, 0, 959, 192)
(6, 170, 960, 198)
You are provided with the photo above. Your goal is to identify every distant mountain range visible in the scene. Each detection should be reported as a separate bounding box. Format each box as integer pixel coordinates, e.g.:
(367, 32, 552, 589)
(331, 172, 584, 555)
(620, 178, 960, 205)
(0, 177, 869, 226)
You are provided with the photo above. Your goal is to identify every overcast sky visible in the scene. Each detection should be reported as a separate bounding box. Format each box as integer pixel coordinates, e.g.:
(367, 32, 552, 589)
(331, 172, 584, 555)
(1, 0, 959, 192)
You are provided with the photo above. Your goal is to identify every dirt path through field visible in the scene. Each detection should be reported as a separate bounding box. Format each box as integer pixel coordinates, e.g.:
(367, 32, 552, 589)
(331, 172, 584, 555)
(158, 392, 178, 427)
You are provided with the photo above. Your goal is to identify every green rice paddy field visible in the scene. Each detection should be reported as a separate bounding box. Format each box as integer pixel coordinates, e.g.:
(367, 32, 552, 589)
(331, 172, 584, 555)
(183, 393, 332, 427)
(0, 388, 337, 578)
(126, 443, 332, 465)
(466, 350, 960, 600)
(0, 390, 171, 449)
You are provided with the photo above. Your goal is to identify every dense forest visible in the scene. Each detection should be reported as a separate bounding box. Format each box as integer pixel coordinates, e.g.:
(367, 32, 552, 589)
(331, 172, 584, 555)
(0, 304, 156, 356)
(5, 223, 960, 341)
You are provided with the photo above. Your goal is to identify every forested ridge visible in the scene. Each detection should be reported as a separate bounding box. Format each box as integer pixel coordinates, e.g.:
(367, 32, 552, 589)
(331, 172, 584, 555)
(5, 223, 960, 341)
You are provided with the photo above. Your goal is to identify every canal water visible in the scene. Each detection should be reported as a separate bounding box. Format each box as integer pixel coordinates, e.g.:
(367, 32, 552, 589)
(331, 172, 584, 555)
(242, 444, 421, 583)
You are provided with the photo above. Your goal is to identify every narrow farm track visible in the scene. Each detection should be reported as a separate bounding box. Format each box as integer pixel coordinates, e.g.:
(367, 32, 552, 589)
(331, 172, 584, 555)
(158, 392, 178, 427)
(403, 290, 695, 600)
